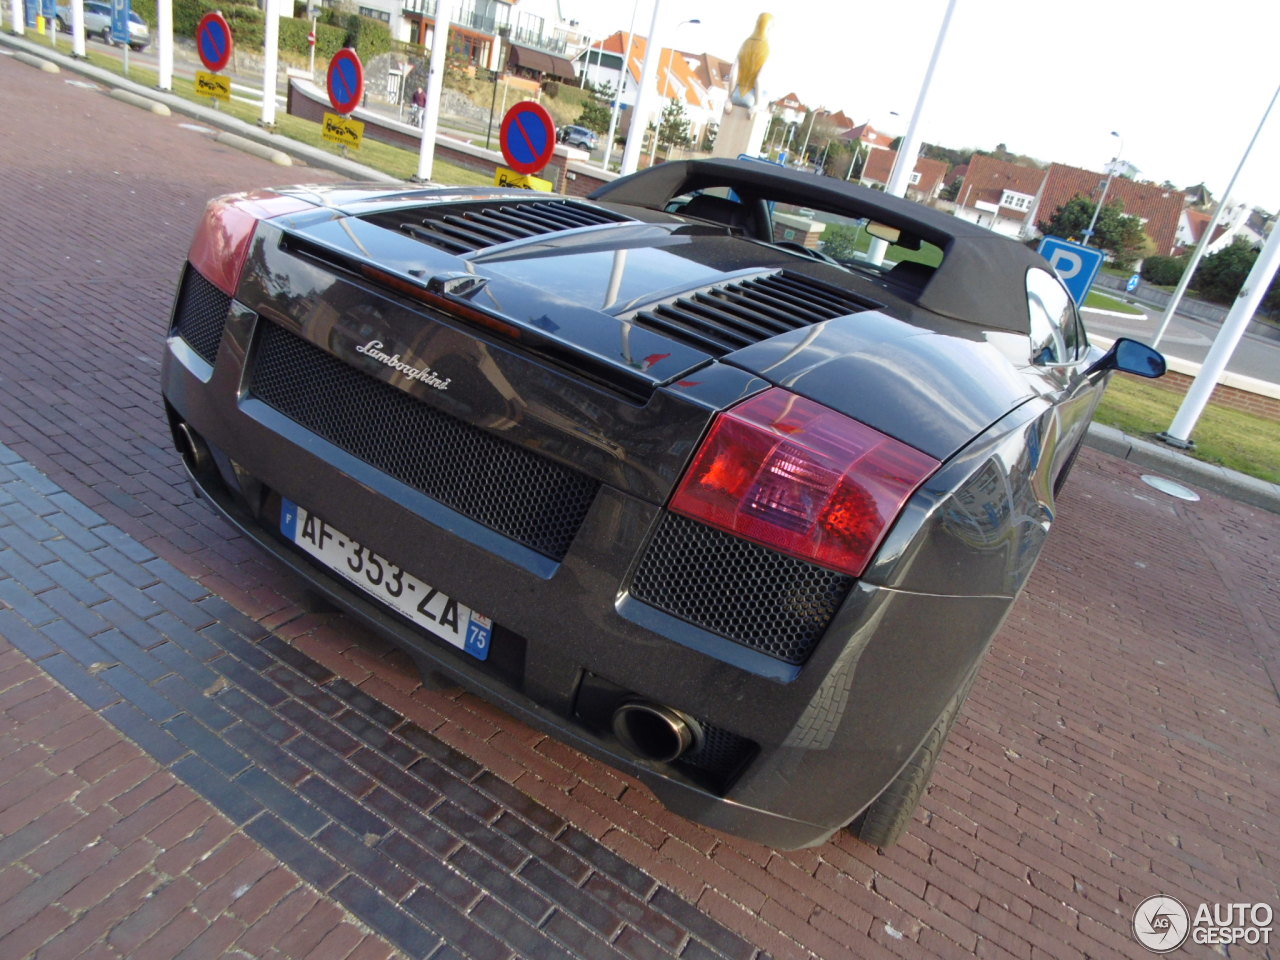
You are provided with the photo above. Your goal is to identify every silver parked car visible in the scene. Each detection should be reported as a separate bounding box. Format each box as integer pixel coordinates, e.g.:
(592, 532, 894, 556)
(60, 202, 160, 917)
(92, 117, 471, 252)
(57, 1, 150, 51)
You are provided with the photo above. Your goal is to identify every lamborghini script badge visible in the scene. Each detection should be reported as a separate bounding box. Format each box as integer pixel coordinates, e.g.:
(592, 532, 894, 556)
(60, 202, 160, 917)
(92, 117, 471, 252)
(356, 340, 451, 391)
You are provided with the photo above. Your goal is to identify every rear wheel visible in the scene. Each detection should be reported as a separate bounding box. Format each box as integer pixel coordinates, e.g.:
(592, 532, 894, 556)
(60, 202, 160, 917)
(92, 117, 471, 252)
(100, 26, 112, 44)
(851, 666, 979, 848)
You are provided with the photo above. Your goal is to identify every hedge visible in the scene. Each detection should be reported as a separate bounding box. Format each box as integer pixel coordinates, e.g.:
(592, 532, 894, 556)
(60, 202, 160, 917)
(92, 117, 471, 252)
(170, 0, 391, 63)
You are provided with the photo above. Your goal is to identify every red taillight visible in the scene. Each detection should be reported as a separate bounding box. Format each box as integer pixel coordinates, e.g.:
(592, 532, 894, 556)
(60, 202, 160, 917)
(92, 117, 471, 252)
(669, 388, 939, 577)
(187, 190, 315, 296)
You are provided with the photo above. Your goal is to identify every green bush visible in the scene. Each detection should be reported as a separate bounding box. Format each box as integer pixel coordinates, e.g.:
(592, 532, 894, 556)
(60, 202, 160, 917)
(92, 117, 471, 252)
(1141, 254, 1189, 287)
(278, 16, 346, 59)
(171, 0, 388, 64)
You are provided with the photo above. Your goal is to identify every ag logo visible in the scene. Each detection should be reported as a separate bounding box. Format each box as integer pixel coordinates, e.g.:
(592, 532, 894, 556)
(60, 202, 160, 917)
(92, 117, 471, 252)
(1133, 895, 1190, 953)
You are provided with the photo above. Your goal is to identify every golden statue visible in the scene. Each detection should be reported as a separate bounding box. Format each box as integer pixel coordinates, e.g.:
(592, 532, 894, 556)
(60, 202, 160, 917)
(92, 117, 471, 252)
(726, 13, 772, 114)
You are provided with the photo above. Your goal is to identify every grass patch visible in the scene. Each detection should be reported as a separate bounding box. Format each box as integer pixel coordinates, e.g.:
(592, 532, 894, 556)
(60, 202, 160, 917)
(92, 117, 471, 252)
(1083, 289, 1144, 314)
(1096, 375, 1279, 483)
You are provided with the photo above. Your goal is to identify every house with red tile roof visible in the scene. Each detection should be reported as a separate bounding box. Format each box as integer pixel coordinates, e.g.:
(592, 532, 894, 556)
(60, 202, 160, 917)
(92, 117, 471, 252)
(1175, 200, 1265, 255)
(952, 154, 1047, 238)
(575, 32, 718, 145)
(860, 149, 949, 203)
(1030, 164, 1187, 256)
(840, 122, 893, 152)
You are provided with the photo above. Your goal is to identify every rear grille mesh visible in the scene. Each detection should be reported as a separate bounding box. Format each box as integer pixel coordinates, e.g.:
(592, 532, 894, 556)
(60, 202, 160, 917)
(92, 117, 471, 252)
(172, 265, 230, 365)
(680, 724, 755, 781)
(249, 322, 598, 561)
(625, 270, 880, 356)
(631, 513, 852, 664)
(372, 199, 634, 255)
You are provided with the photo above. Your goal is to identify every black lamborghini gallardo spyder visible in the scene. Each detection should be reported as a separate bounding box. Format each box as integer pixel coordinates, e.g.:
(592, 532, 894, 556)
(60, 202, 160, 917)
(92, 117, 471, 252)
(161, 158, 1163, 848)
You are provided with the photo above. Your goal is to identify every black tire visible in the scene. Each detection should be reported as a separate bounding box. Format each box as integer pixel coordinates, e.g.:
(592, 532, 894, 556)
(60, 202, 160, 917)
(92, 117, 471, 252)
(852, 666, 979, 848)
(100, 26, 112, 45)
(55, 15, 67, 32)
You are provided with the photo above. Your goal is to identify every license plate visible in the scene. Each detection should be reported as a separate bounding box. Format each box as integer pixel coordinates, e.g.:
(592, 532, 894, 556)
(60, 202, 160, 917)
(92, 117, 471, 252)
(281, 499, 491, 661)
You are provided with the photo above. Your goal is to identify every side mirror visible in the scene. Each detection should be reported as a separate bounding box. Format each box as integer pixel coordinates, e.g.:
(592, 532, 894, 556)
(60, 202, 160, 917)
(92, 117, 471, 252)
(1086, 337, 1166, 379)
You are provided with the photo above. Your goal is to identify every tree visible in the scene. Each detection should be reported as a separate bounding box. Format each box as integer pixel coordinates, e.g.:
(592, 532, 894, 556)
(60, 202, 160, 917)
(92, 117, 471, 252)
(657, 99, 694, 153)
(1192, 237, 1257, 304)
(574, 98, 611, 133)
(1037, 195, 1148, 266)
(819, 223, 864, 262)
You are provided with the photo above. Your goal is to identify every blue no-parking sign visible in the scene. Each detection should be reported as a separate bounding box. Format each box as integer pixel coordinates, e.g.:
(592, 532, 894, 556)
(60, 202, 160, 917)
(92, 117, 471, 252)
(500, 102, 556, 175)
(196, 11, 233, 72)
(1037, 236, 1105, 306)
(327, 49, 365, 115)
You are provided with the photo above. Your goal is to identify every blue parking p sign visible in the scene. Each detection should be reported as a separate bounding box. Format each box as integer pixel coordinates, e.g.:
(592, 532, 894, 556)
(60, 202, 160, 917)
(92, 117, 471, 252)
(1037, 236, 1105, 306)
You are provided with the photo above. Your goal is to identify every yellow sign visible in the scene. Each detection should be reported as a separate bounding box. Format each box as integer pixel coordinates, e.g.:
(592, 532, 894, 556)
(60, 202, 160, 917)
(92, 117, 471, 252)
(323, 112, 364, 149)
(195, 72, 231, 101)
(495, 167, 553, 192)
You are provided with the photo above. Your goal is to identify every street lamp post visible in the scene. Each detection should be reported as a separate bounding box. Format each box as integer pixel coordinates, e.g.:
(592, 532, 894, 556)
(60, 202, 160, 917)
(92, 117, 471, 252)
(1081, 130, 1122, 248)
(603, 0, 641, 171)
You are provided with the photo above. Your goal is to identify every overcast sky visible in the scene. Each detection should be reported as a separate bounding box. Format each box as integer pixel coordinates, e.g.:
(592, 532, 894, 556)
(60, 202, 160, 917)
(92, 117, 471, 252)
(526, 0, 1280, 212)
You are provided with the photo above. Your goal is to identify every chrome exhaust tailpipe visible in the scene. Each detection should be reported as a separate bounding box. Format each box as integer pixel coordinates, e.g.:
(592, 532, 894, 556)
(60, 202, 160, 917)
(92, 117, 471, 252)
(612, 701, 703, 764)
(176, 421, 212, 475)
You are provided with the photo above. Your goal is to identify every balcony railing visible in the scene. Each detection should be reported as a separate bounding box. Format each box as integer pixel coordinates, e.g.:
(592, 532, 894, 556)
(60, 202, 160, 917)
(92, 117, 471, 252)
(400, 0, 499, 35)
(398, 0, 567, 53)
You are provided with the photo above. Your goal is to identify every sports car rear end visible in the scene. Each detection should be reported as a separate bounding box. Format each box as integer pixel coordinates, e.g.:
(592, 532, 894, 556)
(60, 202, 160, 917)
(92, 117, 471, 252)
(160, 162, 1136, 848)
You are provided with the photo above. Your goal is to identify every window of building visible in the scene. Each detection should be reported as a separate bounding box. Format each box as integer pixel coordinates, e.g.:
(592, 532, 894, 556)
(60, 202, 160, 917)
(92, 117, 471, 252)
(1000, 190, 1033, 212)
(358, 5, 390, 20)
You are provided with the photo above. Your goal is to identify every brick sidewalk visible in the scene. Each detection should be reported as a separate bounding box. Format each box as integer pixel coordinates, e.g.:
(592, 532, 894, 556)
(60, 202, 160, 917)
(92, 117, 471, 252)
(4, 51, 1279, 959)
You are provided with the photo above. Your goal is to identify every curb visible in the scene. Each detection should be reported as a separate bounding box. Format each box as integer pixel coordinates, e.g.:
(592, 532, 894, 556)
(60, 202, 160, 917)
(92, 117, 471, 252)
(13, 49, 59, 72)
(108, 87, 170, 115)
(1084, 423, 1280, 514)
(214, 129, 291, 165)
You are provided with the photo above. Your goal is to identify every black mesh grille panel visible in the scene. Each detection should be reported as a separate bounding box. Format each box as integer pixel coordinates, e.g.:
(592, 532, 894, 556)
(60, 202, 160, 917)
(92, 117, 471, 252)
(249, 322, 598, 560)
(631, 513, 852, 664)
(173, 265, 231, 365)
(679, 724, 755, 781)
(370, 199, 635, 255)
(625, 271, 881, 356)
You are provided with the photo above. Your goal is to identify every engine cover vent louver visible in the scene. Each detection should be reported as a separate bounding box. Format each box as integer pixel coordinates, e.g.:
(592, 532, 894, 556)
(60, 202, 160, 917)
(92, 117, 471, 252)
(369, 199, 635, 254)
(623, 270, 883, 356)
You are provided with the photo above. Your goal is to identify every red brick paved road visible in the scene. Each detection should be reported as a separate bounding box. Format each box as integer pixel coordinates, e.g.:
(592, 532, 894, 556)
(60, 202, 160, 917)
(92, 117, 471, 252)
(2, 48, 1278, 959)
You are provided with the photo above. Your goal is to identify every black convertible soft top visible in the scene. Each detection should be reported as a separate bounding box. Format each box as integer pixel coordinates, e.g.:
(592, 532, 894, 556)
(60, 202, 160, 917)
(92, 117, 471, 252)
(589, 158, 1052, 334)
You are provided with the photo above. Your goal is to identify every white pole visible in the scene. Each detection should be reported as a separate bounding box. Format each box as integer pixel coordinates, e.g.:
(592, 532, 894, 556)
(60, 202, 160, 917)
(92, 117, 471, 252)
(260, 0, 280, 126)
(70, 0, 85, 56)
(620, 0, 665, 176)
(1152, 81, 1279, 349)
(1081, 133, 1120, 248)
(868, 0, 957, 265)
(603, 2, 640, 171)
(156, 0, 172, 89)
(1161, 221, 1280, 445)
(416, 0, 456, 182)
(11, 0, 24, 36)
